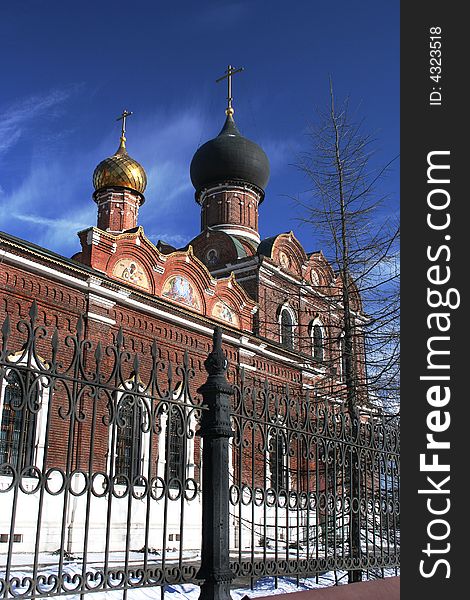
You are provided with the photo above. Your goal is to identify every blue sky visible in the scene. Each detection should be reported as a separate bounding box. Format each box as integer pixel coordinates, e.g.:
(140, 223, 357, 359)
(0, 1, 399, 258)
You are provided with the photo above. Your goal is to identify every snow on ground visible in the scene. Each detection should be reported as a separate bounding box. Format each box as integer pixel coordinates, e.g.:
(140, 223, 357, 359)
(0, 550, 200, 568)
(156, 570, 397, 600)
(168, 576, 348, 600)
(0, 575, 348, 600)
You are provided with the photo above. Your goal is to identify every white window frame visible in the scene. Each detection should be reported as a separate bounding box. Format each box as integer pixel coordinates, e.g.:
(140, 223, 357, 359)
(156, 382, 196, 486)
(0, 355, 49, 477)
(310, 319, 325, 362)
(107, 380, 151, 483)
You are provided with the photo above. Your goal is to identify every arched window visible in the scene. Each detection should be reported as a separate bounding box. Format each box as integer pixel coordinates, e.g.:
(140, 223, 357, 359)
(166, 404, 185, 488)
(313, 324, 323, 361)
(279, 307, 294, 350)
(268, 429, 288, 491)
(0, 368, 40, 475)
(108, 381, 158, 486)
(157, 383, 195, 491)
(114, 393, 144, 482)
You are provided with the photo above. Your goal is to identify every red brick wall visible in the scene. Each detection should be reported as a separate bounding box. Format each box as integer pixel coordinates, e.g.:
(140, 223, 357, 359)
(0, 244, 369, 487)
(94, 188, 143, 232)
(0, 261, 306, 474)
(201, 187, 260, 237)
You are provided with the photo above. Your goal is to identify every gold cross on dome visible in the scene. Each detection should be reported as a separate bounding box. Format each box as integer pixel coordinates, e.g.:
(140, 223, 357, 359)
(116, 109, 133, 144)
(216, 65, 244, 115)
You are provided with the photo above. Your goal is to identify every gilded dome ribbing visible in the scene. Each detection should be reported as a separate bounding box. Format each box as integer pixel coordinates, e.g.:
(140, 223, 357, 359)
(93, 138, 147, 195)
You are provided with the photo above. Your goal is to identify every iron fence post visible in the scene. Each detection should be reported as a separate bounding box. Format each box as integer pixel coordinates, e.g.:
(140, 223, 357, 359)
(197, 327, 235, 600)
(348, 408, 363, 584)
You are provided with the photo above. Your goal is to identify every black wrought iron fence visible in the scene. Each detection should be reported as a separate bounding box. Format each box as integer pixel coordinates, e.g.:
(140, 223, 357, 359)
(0, 302, 399, 600)
(228, 372, 400, 587)
(0, 303, 203, 599)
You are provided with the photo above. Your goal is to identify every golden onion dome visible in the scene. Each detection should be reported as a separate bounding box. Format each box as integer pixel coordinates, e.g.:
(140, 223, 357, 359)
(93, 137, 147, 195)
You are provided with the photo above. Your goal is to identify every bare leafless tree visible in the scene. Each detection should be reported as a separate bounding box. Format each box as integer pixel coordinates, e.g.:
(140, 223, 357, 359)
(295, 79, 399, 415)
(294, 80, 399, 582)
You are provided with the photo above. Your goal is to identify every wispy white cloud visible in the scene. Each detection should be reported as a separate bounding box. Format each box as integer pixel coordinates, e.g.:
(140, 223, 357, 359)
(0, 95, 296, 257)
(146, 160, 193, 210)
(0, 146, 95, 255)
(145, 231, 189, 248)
(260, 137, 302, 173)
(0, 87, 77, 157)
(11, 209, 94, 250)
(0, 105, 205, 256)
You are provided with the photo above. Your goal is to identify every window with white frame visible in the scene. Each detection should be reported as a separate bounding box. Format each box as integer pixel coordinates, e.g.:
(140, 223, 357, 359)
(0, 362, 48, 476)
(310, 321, 324, 362)
(109, 384, 150, 483)
(166, 403, 185, 488)
(157, 383, 195, 491)
(113, 392, 145, 482)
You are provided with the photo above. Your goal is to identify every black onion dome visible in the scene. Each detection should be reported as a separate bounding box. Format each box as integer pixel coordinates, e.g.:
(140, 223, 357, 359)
(190, 114, 270, 198)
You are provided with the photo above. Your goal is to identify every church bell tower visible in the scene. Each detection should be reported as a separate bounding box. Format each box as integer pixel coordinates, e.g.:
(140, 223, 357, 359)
(92, 110, 147, 233)
(190, 66, 270, 246)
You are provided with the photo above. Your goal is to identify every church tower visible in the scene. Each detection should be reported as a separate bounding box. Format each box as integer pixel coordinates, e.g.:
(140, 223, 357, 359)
(190, 66, 270, 247)
(92, 110, 147, 233)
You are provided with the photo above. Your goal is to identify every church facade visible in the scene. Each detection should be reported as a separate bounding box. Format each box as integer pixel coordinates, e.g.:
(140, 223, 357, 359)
(0, 85, 369, 555)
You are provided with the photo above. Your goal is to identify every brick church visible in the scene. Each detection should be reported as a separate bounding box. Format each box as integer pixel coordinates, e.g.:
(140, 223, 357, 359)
(0, 101, 366, 393)
(0, 71, 368, 554)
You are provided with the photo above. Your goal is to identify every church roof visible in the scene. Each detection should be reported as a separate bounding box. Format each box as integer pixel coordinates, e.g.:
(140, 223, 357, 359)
(0, 229, 99, 277)
(93, 139, 147, 196)
(228, 233, 249, 258)
(190, 114, 270, 198)
(93, 112, 147, 197)
(257, 234, 288, 258)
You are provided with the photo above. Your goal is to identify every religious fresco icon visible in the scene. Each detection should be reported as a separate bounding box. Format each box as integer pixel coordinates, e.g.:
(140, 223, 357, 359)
(112, 258, 150, 291)
(206, 248, 219, 266)
(212, 300, 239, 327)
(162, 276, 201, 311)
(310, 269, 320, 286)
(279, 251, 290, 269)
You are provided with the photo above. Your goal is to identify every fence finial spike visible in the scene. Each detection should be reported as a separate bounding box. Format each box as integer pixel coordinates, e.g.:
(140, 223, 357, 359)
(76, 315, 84, 339)
(95, 341, 102, 362)
(151, 338, 158, 358)
(29, 300, 38, 322)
